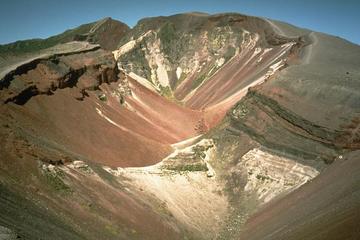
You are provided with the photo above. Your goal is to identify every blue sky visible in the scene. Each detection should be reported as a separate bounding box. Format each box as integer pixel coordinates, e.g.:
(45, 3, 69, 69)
(0, 0, 359, 45)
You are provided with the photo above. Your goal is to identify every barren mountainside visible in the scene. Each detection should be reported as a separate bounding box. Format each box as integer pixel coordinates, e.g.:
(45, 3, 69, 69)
(0, 12, 359, 240)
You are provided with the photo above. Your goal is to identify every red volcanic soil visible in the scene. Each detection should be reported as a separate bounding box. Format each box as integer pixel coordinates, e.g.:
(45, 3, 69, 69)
(0, 23, 300, 169)
(111, 77, 204, 143)
(6, 81, 204, 168)
(0, 127, 190, 240)
(0, 45, 208, 168)
(0, 40, 296, 168)
(185, 43, 293, 110)
(177, 41, 297, 129)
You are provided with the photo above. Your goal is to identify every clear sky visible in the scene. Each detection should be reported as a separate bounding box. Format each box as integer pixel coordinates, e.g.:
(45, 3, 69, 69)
(0, 0, 359, 45)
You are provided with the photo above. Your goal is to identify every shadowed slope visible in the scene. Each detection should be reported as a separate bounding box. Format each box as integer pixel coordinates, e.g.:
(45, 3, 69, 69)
(239, 151, 360, 240)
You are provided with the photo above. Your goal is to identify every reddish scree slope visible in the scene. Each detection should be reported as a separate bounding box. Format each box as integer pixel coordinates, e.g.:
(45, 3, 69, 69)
(188, 40, 300, 128)
(5, 80, 204, 168)
(1, 39, 300, 168)
(0, 47, 202, 238)
(0, 48, 204, 168)
(0, 16, 302, 169)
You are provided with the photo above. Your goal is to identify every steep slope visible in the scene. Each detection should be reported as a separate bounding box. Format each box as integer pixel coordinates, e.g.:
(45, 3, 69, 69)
(0, 142, 192, 240)
(0, 47, 204, 167)
(111, 12, 360, 239)
(207, 18, 360, 239)
(114, 13, 302, 127)
(0, 12, 360, 240)
(0, 16, 205, 239)
(238, 150, 360, 240)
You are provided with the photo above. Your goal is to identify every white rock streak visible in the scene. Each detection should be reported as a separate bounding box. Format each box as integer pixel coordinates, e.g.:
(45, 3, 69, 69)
(112, 31, 153, 60)
(240, 148, 319, 203)
(103, 139, 225, 237)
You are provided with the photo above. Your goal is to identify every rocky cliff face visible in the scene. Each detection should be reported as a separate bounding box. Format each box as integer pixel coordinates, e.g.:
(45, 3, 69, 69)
(0, 12, 360, 240)
(114, 16, 243, 95)
(1, 47, 119, 104)
(113, 13, 299, 103)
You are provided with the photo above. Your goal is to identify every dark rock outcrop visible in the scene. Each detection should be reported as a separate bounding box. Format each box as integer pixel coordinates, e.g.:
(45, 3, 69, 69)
(1, 48, 119, 105)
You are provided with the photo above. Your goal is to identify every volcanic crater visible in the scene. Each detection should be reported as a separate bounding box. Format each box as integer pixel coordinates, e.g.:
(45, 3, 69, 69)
(0, 13, 360, 240)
